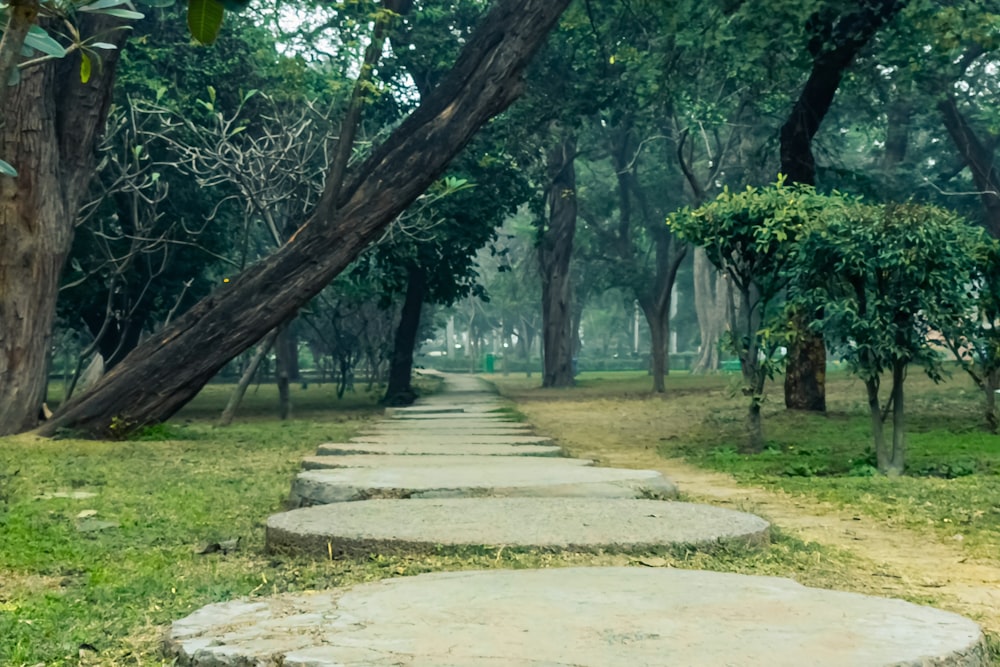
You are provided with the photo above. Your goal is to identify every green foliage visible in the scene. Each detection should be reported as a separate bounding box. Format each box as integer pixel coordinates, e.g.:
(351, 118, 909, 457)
(669, 179, 834, 448)
(187, 0, 225, 44)
(797, 202, 983, 384)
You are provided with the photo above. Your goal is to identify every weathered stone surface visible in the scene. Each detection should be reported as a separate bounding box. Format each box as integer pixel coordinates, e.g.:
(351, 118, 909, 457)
(383, 406, 466, 416)
(299, 454, 589, 470)
(267, 498, 770, 557)
(165, 567, 988, 667)
(289, 459, 677, 505)
(350, 433, 554, 445)
(311, 442, 565, 458)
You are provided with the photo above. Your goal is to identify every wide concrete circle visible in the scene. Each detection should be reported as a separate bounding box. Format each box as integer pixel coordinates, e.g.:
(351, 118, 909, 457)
(311, 442, 566, 457)
(165, 567, 987, 667)
(362, 424, 533, 435)
(289, 459, 677, 505)
(350, 434, 554, 445)
(299, 454, 592, 470)
(266, 498, 770, 557)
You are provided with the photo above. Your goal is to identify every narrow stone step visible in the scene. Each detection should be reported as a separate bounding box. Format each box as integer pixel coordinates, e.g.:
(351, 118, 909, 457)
(350, 434, 554, 446)
(312, 442, 566, 457)
(383, 406, 465, 416)
(166, 567, 987, 667)
(289, 459, 677, 505)
(299, 454, 591, 470)
(266, 497, 770, 557)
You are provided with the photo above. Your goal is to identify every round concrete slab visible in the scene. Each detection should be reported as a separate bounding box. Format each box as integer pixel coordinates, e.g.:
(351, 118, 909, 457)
(312, 442, 565, 457)
(267, 498, 770, 557)
(350, 434, 554, 445)
(166, 567, 987, 667)
(289, 459, 677, 505)
(299, 454, 593, 470)
(363, 421, 532, 432)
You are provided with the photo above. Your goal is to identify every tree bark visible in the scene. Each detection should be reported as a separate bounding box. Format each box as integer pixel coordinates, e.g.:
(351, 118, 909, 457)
(0, 16, 127, 436)
(274, 324, 294, 420)
(938, 95, 1000, 239)
(41, 0, 572, 437)
(865, 376, 886, 471)
(384, 265, 426, 406)
(780, 0, 905, 413)
(218, 329, 278, 427)
(887, 360, 906, 476)
(539, 131, 577, 388)
(691, 247, 727, 374)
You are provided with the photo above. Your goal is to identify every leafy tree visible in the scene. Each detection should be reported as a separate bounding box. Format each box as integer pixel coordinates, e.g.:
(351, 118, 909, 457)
(938, 239, 1000, 433)
(670, 180, 827, 451)
(796, 202, 983, 475)
(42, 0, 573, 437)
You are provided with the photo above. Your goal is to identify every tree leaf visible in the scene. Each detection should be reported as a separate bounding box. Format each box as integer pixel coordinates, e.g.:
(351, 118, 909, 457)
(80, 52, 92, 84)
(187, 0, 225, 45)
(90, 42, 118, 50)
(24, 25, 66, 58)
(83, 7, 145, 18)
(135, 0, 175, 6)
(0, 159, 17, 178)
(77, 0, 132, 11)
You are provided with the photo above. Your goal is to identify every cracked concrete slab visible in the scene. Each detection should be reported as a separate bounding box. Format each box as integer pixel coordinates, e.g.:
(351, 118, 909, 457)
(289, 459, 677, 505)
(165, 567, 988, 667)
(311, 442, 565, 457)
(266, 497, 770, 557)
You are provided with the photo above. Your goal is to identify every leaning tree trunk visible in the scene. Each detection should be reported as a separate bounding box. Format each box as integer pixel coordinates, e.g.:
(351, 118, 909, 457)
(0, 15, 126, 436)
(939, 95, 1000, 239)
(218, 329, 278, 427)
(41, 0, 572, 437)
(539, 131, 577, 389)
(780, 0, 905, 413)
(384, 265, 426, 406)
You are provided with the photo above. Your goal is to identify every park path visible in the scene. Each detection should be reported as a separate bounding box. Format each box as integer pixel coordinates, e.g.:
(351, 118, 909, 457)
(531, 424, 1000, 638)
(164, 373, 990, 666)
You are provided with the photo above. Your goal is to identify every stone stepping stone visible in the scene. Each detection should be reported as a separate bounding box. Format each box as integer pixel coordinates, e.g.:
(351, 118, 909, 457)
(289, 459, 677, 505)
(299, 454, 590, 470)
(166, 567, 987, 667)
(313, 442, 565, 457)
(267, 498, 770, 557)
(362, 424, 533, 434)
(350, 434, 554, 445)
(384, 406, 466, 416)
(388, 412, 515, 420)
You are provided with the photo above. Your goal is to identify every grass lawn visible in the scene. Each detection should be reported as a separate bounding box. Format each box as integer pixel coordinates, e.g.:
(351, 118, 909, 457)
(2, 370, 998, 664)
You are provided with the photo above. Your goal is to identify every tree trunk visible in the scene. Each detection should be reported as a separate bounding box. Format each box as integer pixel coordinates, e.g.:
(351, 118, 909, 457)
(865, 376, 887, 472)
(384, 266, 426, 406)
(274, 325, 294, 420)
(0, 16, 126, 436)
(984, 369, 1000, 433)
(218, 329, 278, 427)
(887, 360, 906, 476)
(779, 0, 903, 413)
(784, 311, 827, 412)
(691, 248, 727, 373)
(539, 131, 577, 388)
(642, 298, 669, 393)
(938, 95, 1000, 239)
(41, 0, 572, 437)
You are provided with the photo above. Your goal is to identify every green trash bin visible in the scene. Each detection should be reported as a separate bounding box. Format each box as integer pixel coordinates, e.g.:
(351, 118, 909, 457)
(484, 353, 495, 373)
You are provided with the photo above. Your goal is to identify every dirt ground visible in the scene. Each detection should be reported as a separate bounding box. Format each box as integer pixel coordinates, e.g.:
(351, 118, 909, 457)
(501, 392, 1000, 641)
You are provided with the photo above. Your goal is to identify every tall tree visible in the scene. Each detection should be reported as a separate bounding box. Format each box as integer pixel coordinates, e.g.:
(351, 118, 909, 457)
(780, 0, 907, 413)
(0, 13, 129, 435)
(41, 0, 572, 437)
